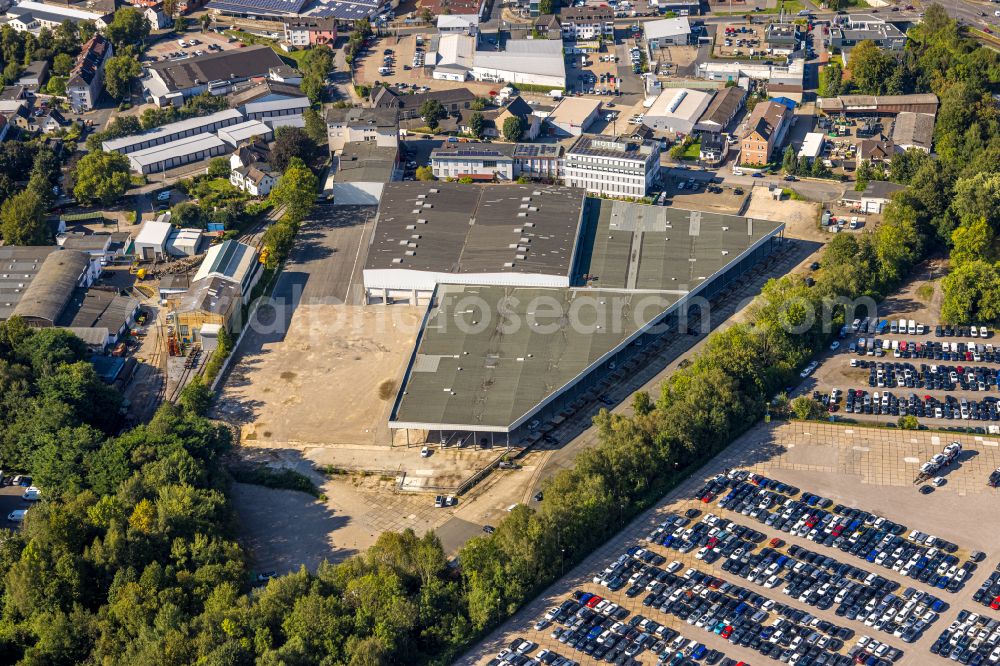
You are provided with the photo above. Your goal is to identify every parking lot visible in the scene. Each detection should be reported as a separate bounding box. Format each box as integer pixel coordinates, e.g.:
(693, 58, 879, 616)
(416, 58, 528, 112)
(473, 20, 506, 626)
(715, 22, 767, 58)
(567, 50, 623, 96)
(463, 420, 1000, 666)
(144, 28, 241, 65)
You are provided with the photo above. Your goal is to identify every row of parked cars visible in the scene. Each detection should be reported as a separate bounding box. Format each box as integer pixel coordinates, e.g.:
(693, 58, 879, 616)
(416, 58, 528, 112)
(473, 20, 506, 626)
(845, 388, 1000, 421)
(930, 610, 1000, 664)
(973, 564, 1000, 611)
(860, 361, 1000, 391)
(702, 472, 974, 592)
(852, 338, 1000, 363)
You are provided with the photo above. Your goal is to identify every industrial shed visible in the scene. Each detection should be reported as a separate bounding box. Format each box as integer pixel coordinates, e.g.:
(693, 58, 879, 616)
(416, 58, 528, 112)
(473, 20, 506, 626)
(10, 250, 90, 326)
(102, 109, 243, 154)
(127, 133, 228, 174)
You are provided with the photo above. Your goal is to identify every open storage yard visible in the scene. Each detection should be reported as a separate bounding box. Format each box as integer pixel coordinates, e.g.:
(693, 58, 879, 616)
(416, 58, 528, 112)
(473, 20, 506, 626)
(462, 420, 1000, 666)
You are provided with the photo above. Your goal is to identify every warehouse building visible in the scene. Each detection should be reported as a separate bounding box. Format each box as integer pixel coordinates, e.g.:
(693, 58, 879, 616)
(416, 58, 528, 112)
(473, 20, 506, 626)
(143, 46, 287, 107)
(545, 96, 602, 137)
(890, 112, 935, 153)
(797, 132, 825, 163)
(694, 85, 746, 134)
(387, 197, 784, 438)
(472, 39, 566, 90)
(430, 34, 475, 81)
(192, 239, 262, 305)
(127, 133, 229, 174)
(0, 248, 94, 327)
(817, 93, 939, 117)
(330, 141, 399, 206)
(217, 119, 274, 147)
(363, 182, 586, 304)
(643, 88, 713, 135)
(644, 17, 691, 50)
(102, 109, 244, 154)
(231, 80, 310, 121)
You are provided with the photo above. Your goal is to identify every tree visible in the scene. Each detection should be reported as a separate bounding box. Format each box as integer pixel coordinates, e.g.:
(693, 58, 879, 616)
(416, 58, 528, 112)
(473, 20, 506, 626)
(1, 189, 48, 245)
(502, 115, 525, 143)
(207, 157, 230, 179)
(419, 99, 446, 130)
(468, 111, 485, 139)
(200, 13, 212, 31)
(103, 55, 140, 100)
(781, 146, 797, 175)
(951, 218, 995, 268)
(72, 150, 131, 205)
(817, 61, 842, 98)
(270, 157, 318, 223)
(941, 260, 1000, 324)
(45, 76, 66, 97)
(951, 172, 1000, 233)
(790, 396, 822, 420)
(848, 40, 897, 95)
(898, 415, 919, 429)
(105, 7, 150, 48)
(470, 97, 487, 111)
(415, 166, 435, 181)
(888, 148, 931, 185)
(52, 53, 74, 76)
(539, 0, 554, 13)
(303, 107, 328, 147)
(162, 0, 177, 17)
(270, 126, 318, 172)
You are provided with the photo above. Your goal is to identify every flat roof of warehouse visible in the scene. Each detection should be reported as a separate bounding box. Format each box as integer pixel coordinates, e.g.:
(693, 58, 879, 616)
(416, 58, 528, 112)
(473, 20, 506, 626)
(365, 182, 587, 277)
(572, 198, 784, 291)
(389, 284, 682, 432)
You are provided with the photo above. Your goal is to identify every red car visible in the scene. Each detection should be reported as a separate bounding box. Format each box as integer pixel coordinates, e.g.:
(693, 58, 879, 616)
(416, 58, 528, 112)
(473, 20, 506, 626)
(991, 595, 1000, 610)
(721, 625, 734, 639)
(585, 595, 603, 608)
(770, 537, 784, 547)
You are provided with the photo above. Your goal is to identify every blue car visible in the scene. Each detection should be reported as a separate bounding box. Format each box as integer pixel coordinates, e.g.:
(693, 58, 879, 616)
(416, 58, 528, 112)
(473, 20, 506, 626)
(691, 644, 707, 660)
(867, 549, 879, 563)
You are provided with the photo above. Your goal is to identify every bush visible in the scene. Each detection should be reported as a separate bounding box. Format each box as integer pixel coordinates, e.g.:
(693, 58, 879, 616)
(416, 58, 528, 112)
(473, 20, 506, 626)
(229, 465, 322, 498)
(898, 415, 919, 430)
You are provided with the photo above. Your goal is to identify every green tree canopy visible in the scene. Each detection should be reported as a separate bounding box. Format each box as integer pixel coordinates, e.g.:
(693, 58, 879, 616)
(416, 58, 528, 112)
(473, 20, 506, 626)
(502, 115, 525, 143)
(105, 7, 150, 48)
(72, 150, 131, 205)
(848, 40, 898, 95)
(0, 189, 48, 245)
(103, 54, 140, 100)
(270, 157, 318, 223)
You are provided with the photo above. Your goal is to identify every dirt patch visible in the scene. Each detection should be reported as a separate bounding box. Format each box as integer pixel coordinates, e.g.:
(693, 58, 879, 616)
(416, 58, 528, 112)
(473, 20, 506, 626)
(744, 187, 824, 241)
(377, 379, 396, 400)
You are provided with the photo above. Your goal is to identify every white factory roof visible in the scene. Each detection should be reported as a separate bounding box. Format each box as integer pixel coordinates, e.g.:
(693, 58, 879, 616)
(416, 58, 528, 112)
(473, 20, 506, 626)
(102, 109, 244, 152)
(243, 97, 310, 114)
(798, 132, 825, 159)
(435, 34, 475, 71)
(646, 88, 713, 123)
(265, 115, 305, 129)
(135, 220, 172, 247)
(128, 133, 227, 168)
(644, 16, 691, 40)
(437, 13, 479, 30)
(473, 39, 566, 78)
(217, 119, 273, 146)
(11, 0, 103, 21)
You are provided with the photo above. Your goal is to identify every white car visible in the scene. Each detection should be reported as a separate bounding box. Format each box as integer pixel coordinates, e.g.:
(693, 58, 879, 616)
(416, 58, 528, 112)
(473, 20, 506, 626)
(800, 361, 819, 378)
(156, 190, 172, 201)
(932, 477, 946, 487)
(830, 341, 840, 351)
(21, 486, 41, 501)
(420, 446, 430, 457)
(7, 509, 26, 522)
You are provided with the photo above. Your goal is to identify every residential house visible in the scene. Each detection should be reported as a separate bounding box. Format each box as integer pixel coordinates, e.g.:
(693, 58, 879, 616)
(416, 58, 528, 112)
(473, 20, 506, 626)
(325, 106, 399, 153)
(67, 34, 112, 113)
(144, 4, 170, 29)
(283, 16, 336, 47)
(739, 100, 790, 166)
(533, 14, 561, 40)
(437, 13, 479, 35)
(230, 165, 276, 196)
(483, 96, 540, 141)
(699, 132, 729, 165)
(370, 85, 476, 122)
(512, 143, 562, 179)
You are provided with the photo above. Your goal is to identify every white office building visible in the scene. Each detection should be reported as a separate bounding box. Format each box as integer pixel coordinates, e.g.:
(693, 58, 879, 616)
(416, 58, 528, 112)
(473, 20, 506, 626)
(563, 134, 661, 198)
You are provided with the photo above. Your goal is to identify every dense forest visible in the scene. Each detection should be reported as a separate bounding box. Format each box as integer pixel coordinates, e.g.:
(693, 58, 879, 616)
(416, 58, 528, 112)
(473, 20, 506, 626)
(1, 5, 999, 665)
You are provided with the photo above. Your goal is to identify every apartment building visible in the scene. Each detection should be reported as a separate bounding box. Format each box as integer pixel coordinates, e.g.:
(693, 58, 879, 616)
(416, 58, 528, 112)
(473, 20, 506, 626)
(66, 34, 112, 113)
(560, 6, 614, 40)
(283, 17, 336, 47)
(739, 100, 791, 166)
(325, 107, 399, 153)
(563, 134, 661, 198)
(430, 143, 515, 180)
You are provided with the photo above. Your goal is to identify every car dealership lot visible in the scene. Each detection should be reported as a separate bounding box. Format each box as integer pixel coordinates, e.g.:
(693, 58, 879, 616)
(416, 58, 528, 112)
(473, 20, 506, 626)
(461, 421, 1000, 666)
